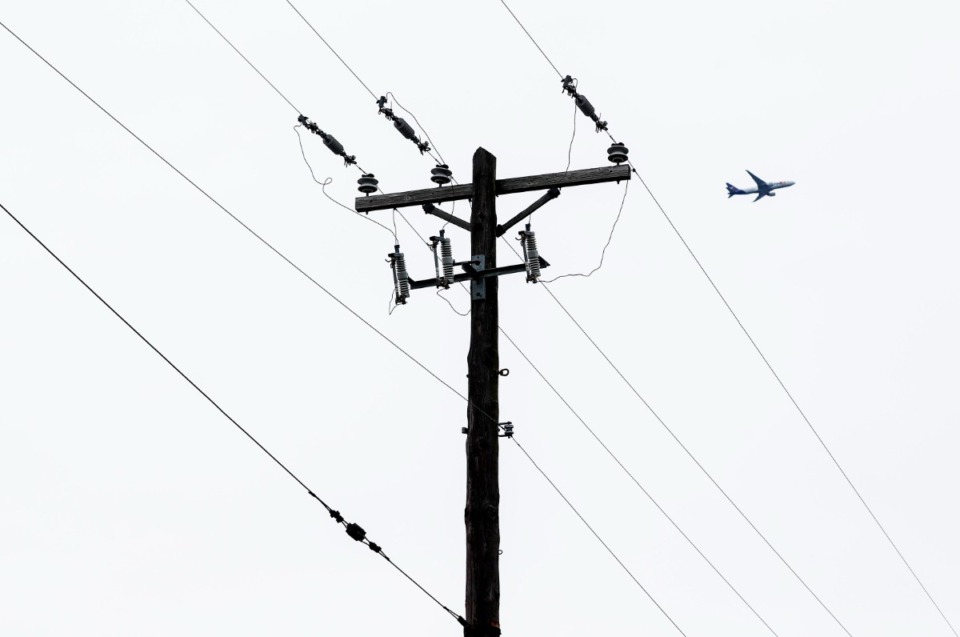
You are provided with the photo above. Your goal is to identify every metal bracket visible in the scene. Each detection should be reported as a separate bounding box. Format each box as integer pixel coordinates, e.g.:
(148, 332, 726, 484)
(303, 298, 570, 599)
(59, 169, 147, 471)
(470, 255, 486, 300)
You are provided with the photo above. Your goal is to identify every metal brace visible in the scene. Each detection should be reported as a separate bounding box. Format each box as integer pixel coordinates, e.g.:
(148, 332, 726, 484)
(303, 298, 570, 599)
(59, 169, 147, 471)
(470, 255, 486, 300)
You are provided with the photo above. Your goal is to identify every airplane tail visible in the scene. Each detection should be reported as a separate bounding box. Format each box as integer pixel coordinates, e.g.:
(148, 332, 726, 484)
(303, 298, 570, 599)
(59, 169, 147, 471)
(726, 183, 743, 198)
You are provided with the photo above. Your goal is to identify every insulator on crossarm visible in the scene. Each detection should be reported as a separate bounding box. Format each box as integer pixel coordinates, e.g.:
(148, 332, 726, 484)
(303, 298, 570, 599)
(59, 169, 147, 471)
(430, 164, 453, 186)
(389, 245, 410, 304)
(519, 224, 541, 283)
(358, 173, 379, 195)
(607, 142, 629, 164)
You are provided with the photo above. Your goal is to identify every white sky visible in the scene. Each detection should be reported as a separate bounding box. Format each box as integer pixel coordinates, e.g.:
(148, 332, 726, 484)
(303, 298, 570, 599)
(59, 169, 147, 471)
(2, 1, 959, 635)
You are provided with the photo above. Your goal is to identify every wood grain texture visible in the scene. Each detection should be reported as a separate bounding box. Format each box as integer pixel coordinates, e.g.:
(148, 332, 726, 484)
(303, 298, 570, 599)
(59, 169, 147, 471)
(355, 164, 630, 212)
(464, 147, 501, 637)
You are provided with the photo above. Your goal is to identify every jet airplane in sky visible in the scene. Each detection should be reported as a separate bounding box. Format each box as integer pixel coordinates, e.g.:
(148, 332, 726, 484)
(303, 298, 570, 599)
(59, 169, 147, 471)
(726, 171, 795, 201)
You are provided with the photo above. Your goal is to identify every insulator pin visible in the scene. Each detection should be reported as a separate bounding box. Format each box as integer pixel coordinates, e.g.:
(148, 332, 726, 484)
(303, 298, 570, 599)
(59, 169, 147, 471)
(607, 142, 629, 164)
(431, 164, 453, 186)
(389, 245, 410, 304)
(357, 173, 379, 195)
(519, 224, 541, 283)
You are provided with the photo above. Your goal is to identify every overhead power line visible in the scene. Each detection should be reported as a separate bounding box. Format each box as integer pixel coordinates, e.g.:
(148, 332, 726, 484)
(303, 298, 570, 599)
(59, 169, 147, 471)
(0, 25, 681, 631)
(499, 327, 781, 636)
(182, 0, 300, 113)
(510, 437, 687, 636)
(502, 235, 854, 635)
(496, 0, 563, 78)
(493, 3, 959, 635)
(634, 171, 960, 637)
(0, 199, 465, 627)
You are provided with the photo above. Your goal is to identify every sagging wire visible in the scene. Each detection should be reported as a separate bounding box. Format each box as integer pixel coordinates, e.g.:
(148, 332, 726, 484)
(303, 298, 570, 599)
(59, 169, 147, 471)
(539, 179, 629, 283)
(294, 125, 398, 240)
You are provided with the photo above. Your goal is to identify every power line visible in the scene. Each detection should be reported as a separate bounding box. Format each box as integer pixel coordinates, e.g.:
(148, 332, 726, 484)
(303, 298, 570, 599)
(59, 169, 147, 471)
(510, 437, 687, 636)
(491, 4, 959, 634)
(500, 236, 854, 636)
(633, 169, 960, 637)
(496, 0, 563, 78)
(0, 19, 686, 632)
(539, 276, 856, 636)
(181, 0, 300, 113)
(0, 198, 465, 627)
(0, 17, 468, 420)
(283, 0, 379, 101)
(539, 179, 629, 282)
(499, 327, 781, 636)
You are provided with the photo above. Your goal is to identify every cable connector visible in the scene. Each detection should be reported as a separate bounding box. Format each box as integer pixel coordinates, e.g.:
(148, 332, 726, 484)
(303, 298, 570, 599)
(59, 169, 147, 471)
(560, 75, 608, 133)
(298, 114, 357, 166)
(376, 96, 431, 154)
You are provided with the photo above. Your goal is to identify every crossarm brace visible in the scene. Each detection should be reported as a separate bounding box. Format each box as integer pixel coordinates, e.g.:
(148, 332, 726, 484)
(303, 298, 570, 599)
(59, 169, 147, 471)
(496, 187, 560, 237)
(423, 203, 472, 232)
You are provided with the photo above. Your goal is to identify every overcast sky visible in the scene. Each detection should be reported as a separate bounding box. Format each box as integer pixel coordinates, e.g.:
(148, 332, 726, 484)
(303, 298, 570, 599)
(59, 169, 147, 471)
(2, 1, 959, 635)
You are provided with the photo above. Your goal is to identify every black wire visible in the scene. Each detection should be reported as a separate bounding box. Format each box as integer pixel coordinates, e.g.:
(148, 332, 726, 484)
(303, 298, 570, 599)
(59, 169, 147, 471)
(283, 0, 378, 101)
(633, 167, 959, 637)
(510, 437, 687, 636)
(499, 328, 780, 636)
(182, 0, 300, 114)
(496, 0, 563, 78)
(1, 199, 463, 624)
(0, 17, 475, 438)
(539, 179, 628, 282)
(293, 125, 398, 239)
(386, 92, 446, 166)
(535, 277, 856, 637)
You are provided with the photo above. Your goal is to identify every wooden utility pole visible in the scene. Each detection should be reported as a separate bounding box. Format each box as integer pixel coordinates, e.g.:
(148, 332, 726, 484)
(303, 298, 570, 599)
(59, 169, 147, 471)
(355, 150, 629, 637)
(464, 148, 500, 636)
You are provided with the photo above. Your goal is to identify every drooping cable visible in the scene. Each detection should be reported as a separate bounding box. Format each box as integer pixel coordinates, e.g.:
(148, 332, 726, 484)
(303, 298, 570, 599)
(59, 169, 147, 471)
(0, 199, 465, 627)
(294, 124, 398, 239)
(539, 179, 629, 282)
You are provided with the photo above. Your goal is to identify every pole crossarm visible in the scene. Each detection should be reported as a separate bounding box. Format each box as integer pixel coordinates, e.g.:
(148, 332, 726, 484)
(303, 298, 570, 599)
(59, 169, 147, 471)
(355, 164, 630, 213)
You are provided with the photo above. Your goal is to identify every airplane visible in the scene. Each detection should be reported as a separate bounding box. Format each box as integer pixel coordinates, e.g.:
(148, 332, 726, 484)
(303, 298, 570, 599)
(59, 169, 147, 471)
(726, 171, 796, 201)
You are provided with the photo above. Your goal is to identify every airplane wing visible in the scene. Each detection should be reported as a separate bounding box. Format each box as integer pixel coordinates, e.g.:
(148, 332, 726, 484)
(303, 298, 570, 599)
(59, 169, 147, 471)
(746, 170, 768, 189)
(753, 192, 766, 202)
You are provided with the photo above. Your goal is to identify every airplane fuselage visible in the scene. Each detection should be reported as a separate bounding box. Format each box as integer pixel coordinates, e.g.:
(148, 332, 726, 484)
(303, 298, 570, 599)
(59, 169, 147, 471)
(731, 181, 794, 195)
(726, 171, 795, 201)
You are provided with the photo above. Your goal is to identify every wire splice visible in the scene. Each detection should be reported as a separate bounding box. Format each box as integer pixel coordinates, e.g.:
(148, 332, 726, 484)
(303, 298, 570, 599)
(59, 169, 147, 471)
(297, 115, 357, 166)
(561, 75, 608, 133)
(377, 96, 431, 154)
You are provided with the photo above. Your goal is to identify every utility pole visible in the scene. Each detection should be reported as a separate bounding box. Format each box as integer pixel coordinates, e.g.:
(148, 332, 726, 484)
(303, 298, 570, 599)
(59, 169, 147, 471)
(355, 148, 630, 637)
